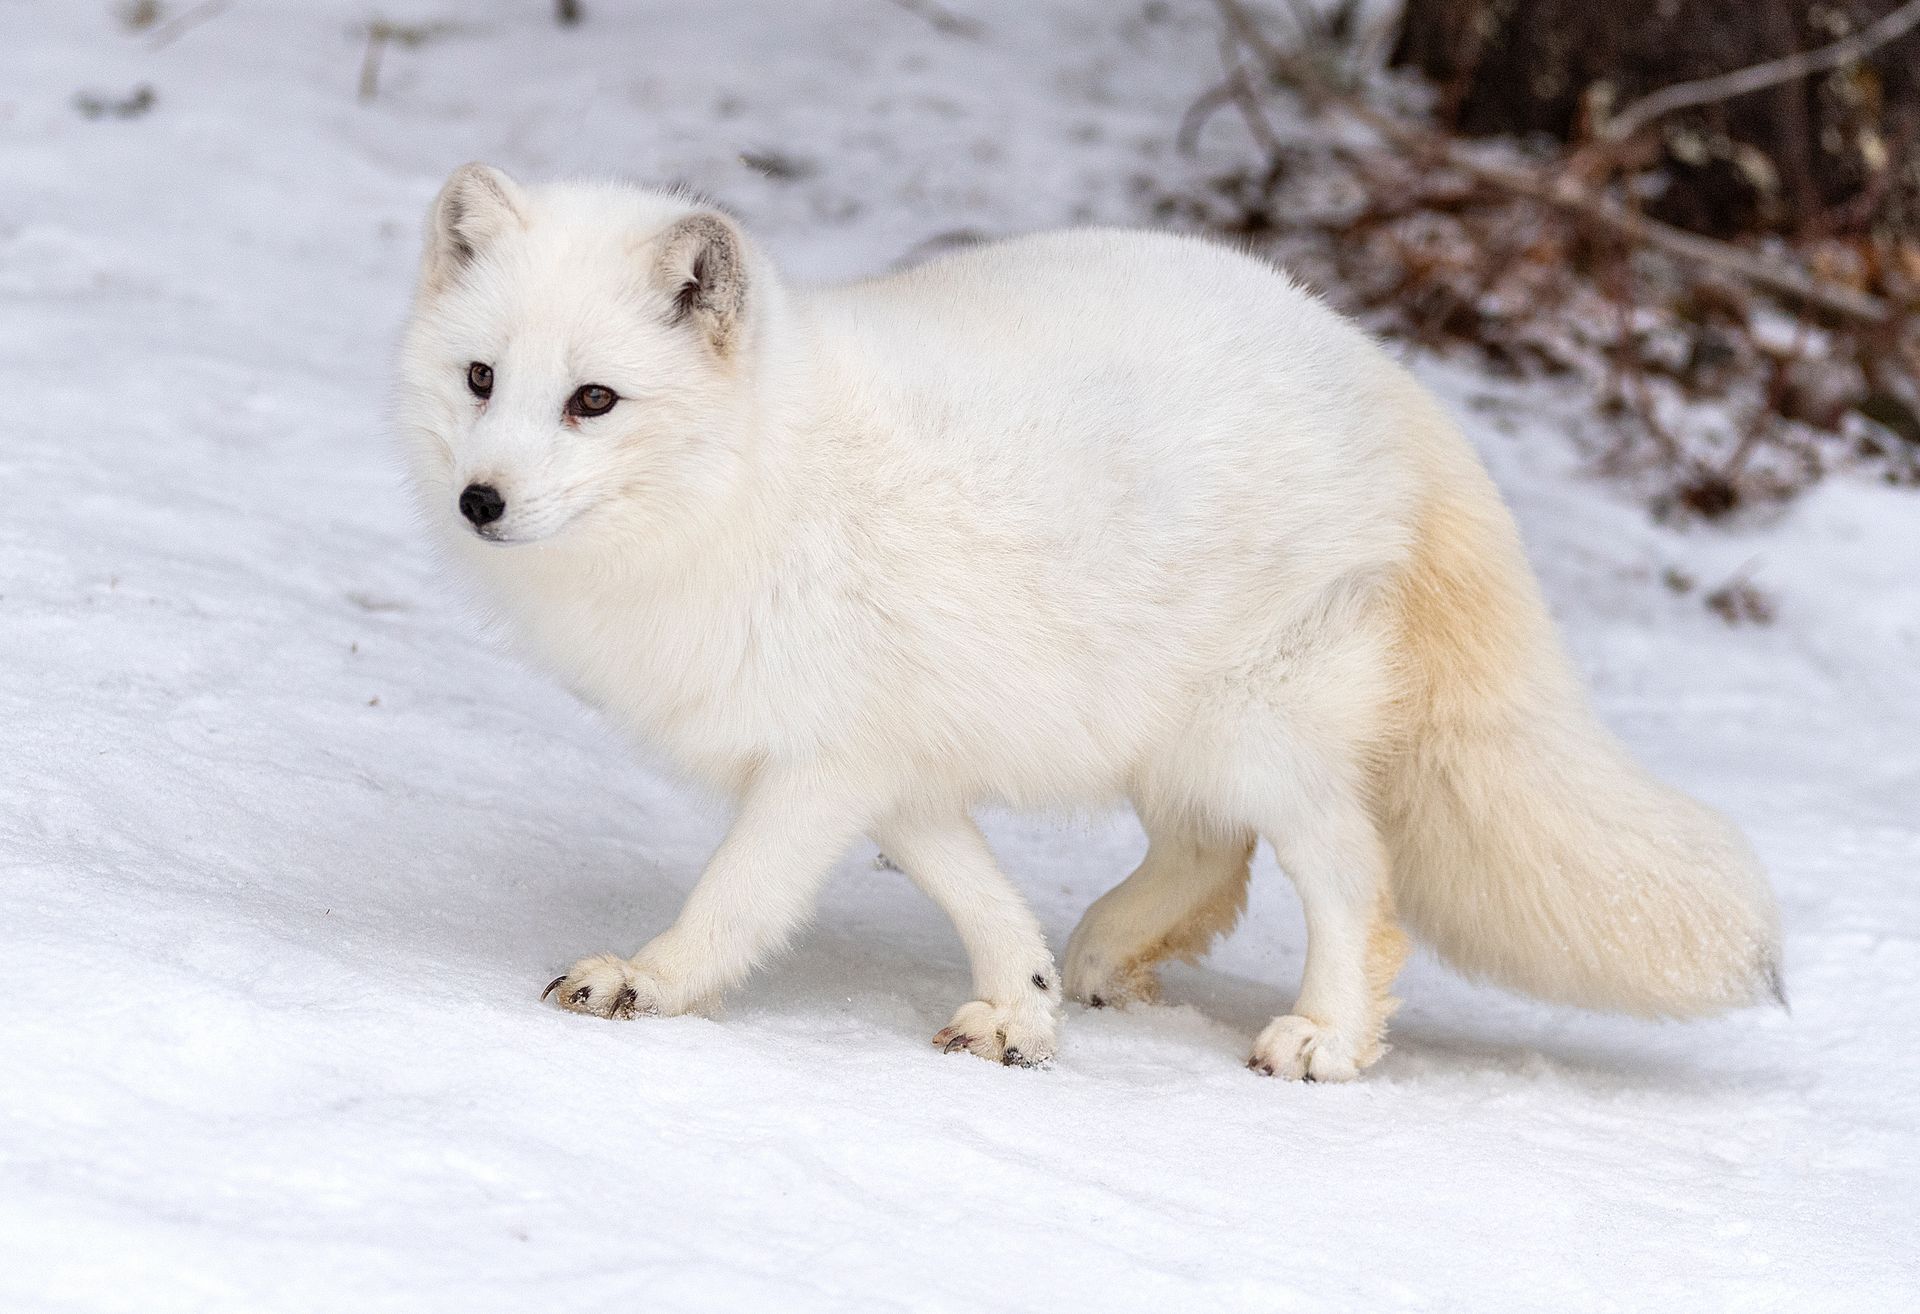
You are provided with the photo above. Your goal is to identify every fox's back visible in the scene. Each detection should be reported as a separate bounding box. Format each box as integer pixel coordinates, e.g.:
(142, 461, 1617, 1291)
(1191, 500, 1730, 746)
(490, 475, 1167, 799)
(770, 231, 1429, 797)
(807, 229, 1419, 590)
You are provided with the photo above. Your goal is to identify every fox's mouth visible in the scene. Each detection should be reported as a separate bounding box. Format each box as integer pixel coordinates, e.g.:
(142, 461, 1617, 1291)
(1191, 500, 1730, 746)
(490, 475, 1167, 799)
(460, 499, 592, 547)
(467, 522, 521, 546)
(465, 516, 550, 546)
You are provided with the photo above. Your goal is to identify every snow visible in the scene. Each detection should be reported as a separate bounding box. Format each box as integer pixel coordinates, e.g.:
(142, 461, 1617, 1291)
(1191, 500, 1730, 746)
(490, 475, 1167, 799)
(3, 2, 1917, 1310)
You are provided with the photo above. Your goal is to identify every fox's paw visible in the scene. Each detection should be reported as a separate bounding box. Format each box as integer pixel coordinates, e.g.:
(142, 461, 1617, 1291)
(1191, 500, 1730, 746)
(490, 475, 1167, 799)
(1061, 941, 1163, 1011)
(541, 953, 664, 1020)
(1247, 1015, 1366, 1083)
(933, 998, 1059, 1068)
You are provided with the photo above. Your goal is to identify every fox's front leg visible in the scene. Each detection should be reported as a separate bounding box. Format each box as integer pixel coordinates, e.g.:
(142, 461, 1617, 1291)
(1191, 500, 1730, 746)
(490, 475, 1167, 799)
(544, 770, 871, 1019)
(874, 811, 1060, 1066)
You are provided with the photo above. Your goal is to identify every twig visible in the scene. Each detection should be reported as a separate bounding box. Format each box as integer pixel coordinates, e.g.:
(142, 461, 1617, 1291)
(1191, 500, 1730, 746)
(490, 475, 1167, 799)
(1214, 0, 1288, 71)
(1599, 0, 1920, 144)
(1178, 73, 1248, 154)
(1182, 25, 1289, 156)
(1278, 0, 1330, 48)
(359, 24, 389, 103)
(1722, 325, 1805, 483)
(147, 0, 230, 50)
(1219, 33, 1282, 156)
(356, 20, 460, 105)
(1602, 249, 1686, 469)
(886, 0, 985, 39)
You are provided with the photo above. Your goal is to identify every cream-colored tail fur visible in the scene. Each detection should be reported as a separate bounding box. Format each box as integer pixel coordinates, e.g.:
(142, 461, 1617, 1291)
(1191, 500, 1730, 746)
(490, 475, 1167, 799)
(1378, 419, 1783, 1017)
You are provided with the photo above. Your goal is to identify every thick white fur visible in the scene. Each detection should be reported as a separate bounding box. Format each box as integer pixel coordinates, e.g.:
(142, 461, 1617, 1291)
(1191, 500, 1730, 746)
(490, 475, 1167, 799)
(396, 166, 1783, 1080)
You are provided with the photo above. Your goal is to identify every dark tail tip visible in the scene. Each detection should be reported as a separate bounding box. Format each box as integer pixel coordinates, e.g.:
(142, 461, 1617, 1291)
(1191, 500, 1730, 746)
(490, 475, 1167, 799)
(1761, 955, 1789, 1015)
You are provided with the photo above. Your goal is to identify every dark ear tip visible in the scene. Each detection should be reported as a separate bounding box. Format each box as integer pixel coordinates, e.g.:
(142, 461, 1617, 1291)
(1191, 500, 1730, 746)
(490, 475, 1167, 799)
(448, 160, 503, 186)
(667, 210, 744, 248)
(423, 165, 526, 286)
(453, 163, 520, 201)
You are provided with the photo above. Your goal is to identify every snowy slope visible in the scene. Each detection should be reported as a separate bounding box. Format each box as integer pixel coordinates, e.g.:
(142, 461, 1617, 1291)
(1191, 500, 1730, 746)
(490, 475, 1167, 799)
(2, 3, 1916, 1310)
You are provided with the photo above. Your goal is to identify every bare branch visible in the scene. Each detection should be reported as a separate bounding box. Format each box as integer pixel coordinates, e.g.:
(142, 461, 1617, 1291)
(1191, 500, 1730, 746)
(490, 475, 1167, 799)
(1427, 136, 1894, 324)
(1600, 0, 1920, 144)
(1210, 0, 1894, 325)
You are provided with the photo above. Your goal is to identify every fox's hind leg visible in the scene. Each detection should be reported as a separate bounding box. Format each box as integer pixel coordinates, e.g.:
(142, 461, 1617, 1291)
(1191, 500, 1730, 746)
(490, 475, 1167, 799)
(1245, 773, 1409, 1082)
(1062, 823, 1254, 1009)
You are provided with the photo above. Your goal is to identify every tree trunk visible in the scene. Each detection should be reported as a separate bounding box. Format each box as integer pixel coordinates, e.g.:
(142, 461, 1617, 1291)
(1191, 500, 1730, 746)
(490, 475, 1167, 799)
(1390, 0, 1920, 237)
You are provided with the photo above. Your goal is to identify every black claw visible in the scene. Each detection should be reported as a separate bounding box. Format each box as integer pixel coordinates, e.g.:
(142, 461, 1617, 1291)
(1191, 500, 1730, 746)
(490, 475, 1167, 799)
(943, 1034, 972, 1054)
(1088, 994, 1107, 1009)
(612, 986, 638, 1017)
(541, 975, 568, 1001)
(569, 986, 591, 1007)
(1300, 1071, 1317, 1083)
(1031, 974, 1049, 991)
(1002, 1046, 1023, 1066)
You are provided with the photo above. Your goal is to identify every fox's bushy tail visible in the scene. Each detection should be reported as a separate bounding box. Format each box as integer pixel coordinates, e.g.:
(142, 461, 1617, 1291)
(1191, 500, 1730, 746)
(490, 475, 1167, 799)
(1377, 424, 1782, 1017)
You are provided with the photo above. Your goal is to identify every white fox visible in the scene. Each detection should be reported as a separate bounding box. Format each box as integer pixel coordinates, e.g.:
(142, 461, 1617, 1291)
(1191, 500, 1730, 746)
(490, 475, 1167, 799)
(395, 165, 1782, 1081)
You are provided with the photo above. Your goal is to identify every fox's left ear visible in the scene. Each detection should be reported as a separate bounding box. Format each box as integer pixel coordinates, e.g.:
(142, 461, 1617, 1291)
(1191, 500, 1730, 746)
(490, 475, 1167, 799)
(420, 162, 527, 291)
(653, 212, 749, 357)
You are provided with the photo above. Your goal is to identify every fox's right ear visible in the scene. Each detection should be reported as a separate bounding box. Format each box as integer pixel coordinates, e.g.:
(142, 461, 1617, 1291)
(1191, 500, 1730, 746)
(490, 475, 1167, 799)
(420, 163, 527, 291)
(652, 211, 750, 358)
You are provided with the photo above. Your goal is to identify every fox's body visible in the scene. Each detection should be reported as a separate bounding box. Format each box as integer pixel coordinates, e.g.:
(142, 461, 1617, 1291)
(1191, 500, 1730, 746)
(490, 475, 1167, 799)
(397, 168, 1782, 1080)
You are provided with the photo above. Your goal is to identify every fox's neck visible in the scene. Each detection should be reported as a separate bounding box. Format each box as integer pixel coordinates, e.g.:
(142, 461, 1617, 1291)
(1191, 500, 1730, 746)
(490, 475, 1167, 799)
(520, 303, 870, 789)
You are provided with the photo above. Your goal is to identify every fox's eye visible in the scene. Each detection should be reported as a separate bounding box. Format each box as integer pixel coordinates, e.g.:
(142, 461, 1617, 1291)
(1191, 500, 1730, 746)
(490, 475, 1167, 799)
(567, 384, 618, 418)
(466, 361, 493, 399)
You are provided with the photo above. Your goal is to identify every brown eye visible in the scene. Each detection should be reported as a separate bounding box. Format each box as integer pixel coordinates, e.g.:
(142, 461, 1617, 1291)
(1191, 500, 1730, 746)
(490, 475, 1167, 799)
(466, 361, 493, 399)
(567, 384, 618, 418)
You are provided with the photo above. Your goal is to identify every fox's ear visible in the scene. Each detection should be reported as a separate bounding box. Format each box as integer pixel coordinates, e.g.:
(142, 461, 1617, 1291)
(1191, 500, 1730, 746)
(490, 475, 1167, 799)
(421, 163, 526, 291)
(653, 212, 749, 356)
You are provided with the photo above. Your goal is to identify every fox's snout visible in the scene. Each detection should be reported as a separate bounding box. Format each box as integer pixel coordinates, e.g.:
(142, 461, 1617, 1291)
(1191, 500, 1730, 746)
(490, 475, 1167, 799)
(450, 478, 587, 545)
(459, 483, 506, 530)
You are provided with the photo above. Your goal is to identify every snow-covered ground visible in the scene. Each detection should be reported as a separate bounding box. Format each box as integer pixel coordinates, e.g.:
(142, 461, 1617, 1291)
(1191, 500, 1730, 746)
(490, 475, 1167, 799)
(3, 3, 1917, 1310)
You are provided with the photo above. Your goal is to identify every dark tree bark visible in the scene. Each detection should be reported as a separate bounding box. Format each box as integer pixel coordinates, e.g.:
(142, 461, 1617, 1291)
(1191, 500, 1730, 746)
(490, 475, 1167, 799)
(1391, 0, 1920, 237)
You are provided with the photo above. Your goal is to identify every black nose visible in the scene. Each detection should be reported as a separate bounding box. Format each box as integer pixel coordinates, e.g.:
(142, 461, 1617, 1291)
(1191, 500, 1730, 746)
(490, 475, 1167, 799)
(458, 483, 505, 527)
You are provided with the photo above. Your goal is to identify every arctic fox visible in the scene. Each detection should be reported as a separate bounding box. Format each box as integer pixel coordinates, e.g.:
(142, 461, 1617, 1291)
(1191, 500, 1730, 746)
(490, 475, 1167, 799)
(395, 164, 1782, 1081)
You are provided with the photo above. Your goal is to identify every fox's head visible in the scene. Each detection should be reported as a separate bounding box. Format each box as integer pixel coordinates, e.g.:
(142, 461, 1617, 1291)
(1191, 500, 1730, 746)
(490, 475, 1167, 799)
(397, 165, 771, 551)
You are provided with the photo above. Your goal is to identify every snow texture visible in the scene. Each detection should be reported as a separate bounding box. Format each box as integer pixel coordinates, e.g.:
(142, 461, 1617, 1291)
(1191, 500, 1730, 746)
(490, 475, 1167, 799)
(2, 3, 1916, 1310)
